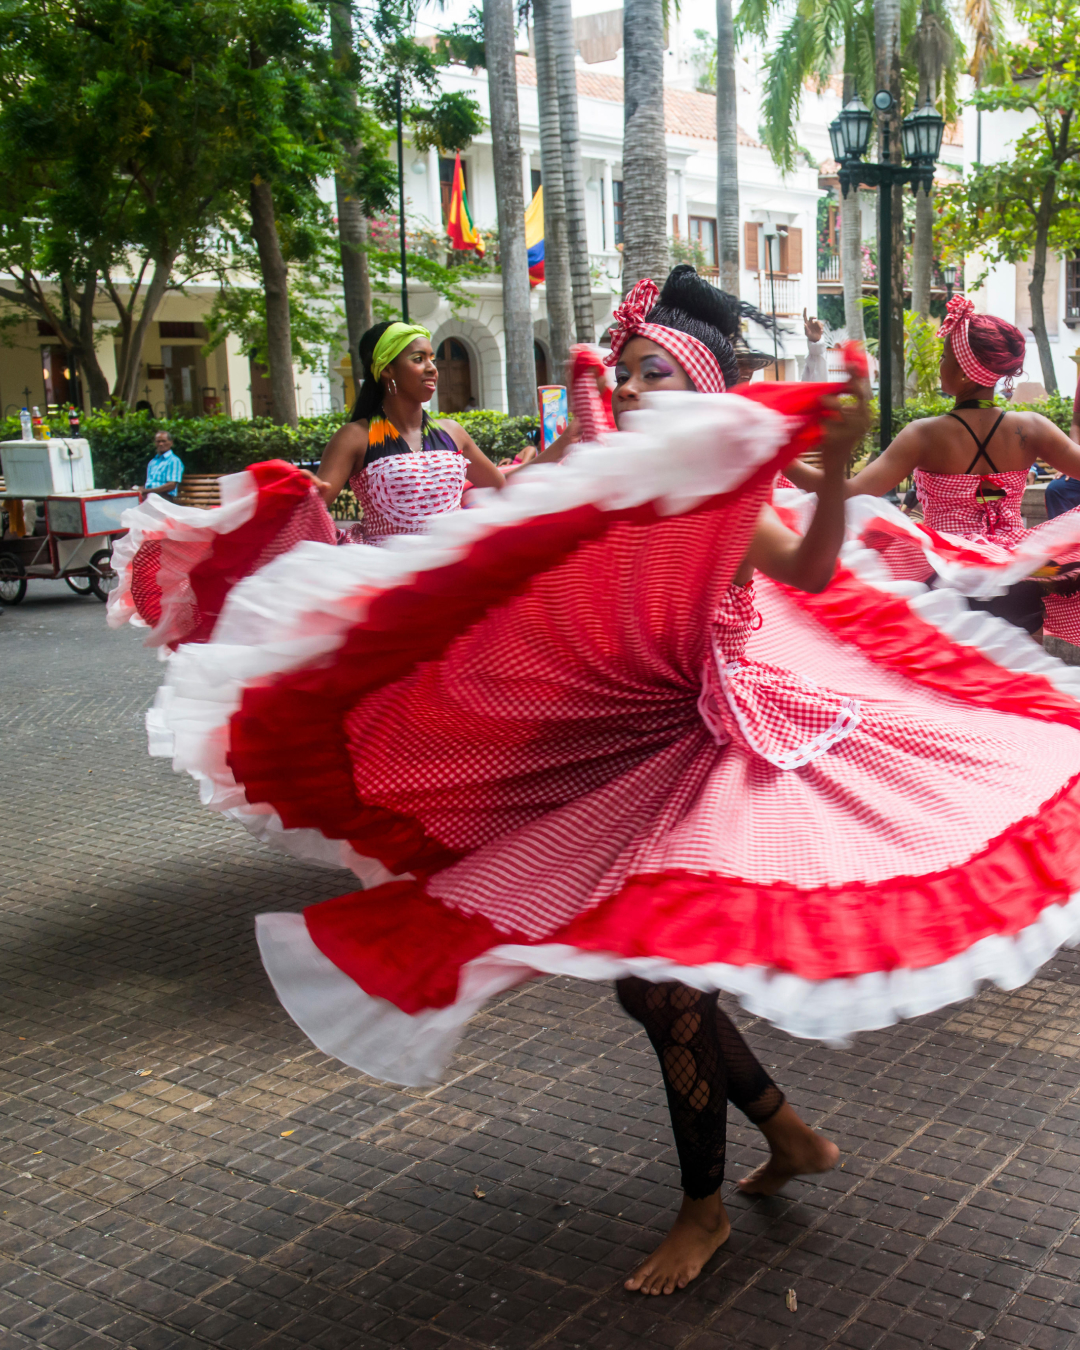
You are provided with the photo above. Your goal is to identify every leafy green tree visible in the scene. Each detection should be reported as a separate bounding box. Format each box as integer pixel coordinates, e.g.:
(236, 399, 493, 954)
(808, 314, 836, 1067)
(936, 0, 1080, 392)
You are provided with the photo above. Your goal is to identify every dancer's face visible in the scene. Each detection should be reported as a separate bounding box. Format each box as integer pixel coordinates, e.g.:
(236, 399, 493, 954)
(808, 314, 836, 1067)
(612, 337, 693, 426)
(385, 338, 439, 404)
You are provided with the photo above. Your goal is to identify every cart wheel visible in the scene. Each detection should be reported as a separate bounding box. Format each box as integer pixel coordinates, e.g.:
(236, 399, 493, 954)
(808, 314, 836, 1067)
(0, 552, 26, 605)
(66, 574, 94, 597)
(88, 548, 118, 602)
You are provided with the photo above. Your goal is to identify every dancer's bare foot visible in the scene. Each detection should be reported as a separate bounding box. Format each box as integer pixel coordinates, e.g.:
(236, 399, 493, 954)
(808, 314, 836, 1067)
(624, 1193, 731, 1295)
(737, 1102, 839, 1196)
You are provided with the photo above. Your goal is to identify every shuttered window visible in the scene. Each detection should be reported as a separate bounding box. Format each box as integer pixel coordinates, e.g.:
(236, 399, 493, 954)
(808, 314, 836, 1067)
(744, 221, 759, 271)
(779, 227, 803, 275)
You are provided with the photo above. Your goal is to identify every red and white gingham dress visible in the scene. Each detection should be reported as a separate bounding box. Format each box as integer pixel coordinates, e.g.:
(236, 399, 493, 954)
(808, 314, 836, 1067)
(350, 449, 467, 543)
(909, 470, 1080, 643)
(146, 385, 1080, 1082)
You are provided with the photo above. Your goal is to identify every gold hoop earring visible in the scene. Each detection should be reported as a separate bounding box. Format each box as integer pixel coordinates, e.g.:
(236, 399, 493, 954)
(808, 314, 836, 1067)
(386, 378, 397, 397)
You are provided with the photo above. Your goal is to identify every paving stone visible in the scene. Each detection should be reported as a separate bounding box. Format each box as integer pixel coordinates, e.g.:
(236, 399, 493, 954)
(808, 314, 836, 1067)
(6, 583, 1080, 1348)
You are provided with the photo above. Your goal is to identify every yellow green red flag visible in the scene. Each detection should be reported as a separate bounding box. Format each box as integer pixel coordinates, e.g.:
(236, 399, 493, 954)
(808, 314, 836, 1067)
(446, 152, 485, 256)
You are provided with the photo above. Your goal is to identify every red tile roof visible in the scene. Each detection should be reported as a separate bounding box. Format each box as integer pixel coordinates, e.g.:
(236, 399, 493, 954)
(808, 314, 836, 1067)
(515, 56, 760, 146)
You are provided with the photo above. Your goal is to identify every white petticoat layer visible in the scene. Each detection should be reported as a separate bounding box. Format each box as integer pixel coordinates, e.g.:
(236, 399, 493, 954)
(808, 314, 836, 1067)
(257, 888, 1080, 1085)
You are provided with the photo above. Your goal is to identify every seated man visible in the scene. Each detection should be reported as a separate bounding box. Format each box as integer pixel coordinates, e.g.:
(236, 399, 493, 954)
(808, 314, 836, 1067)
(143, 431, 184, 500)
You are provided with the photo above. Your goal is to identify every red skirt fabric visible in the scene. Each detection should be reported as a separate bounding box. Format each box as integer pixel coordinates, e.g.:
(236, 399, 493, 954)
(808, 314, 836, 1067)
(146, 392, 1080, 1083)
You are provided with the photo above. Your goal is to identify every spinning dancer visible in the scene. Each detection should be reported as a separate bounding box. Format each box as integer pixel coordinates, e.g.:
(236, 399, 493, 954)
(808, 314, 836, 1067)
(141, 276, 1080, 1300)
(784, 296, 1080, 638)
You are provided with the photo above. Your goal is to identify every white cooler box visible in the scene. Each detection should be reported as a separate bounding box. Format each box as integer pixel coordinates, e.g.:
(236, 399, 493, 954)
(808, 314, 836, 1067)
(0, 439, 94, 495)
(46, 491, 140, 537)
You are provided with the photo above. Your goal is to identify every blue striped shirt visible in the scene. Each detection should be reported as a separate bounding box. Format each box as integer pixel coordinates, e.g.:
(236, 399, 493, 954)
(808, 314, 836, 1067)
(144, 450, 184, 497)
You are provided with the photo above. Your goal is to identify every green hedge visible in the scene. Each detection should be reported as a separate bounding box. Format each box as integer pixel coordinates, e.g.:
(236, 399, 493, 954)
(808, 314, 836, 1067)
(0, 407, 540, 488)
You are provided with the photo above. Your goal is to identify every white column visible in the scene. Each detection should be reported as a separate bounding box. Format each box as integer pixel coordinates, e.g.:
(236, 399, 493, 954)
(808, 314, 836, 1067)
(427, 145, 441, 227)
(676, 169, 688, 240)
(522, 148, 533, 206)
(602, 160, 615, 253)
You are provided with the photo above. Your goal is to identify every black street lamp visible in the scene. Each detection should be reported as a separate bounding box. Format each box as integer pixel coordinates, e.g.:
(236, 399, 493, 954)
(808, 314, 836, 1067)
(836, 90, 945, 452)
(941, 261, 958, 303)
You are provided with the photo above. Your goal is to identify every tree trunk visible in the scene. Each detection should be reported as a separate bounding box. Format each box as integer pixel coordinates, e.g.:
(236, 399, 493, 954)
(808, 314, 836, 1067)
(331, 1, 372, 391)
(875, 0, 905, 409)
(716, 0, 741, 295)
(622, 0, 668, 292)
(249, 177, 299, 427)
(1030, 196, 1058, 393)
(550, 0, 595, 341)
(839, 69, 864, 340)
(112, 253, 177, 406)
(0, 268, 111, 409)
(483, 0, 536, 415)
(533, 0, 573, 379)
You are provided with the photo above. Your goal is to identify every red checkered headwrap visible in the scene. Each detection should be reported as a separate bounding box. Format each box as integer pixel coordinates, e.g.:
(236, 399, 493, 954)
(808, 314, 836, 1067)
(939, 295, 1020, 393)
(605, 279, 727, 393)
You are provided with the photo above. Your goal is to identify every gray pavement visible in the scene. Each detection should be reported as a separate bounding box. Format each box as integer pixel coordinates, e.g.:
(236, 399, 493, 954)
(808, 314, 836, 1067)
(4, 585, 1080, 1350)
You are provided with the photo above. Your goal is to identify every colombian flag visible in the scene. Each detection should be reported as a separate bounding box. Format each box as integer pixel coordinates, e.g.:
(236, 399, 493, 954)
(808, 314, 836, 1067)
(526, 185, 544, 286)
(446, 152, 485, 256)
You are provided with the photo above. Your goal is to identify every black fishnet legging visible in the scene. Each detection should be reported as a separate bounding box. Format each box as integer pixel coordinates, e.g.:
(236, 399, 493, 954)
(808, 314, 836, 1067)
(616, 977, 785, 1199)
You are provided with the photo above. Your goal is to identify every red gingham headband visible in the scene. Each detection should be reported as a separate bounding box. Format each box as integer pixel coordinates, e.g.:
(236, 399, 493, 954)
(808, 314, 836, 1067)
(939, 295, 1018, 392)
(605, 279, 727, 393)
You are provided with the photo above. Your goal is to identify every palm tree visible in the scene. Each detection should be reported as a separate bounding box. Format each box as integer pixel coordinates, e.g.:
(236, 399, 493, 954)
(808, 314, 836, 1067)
(331, 1, 372, 390)
(533, 0, 573, 376)
(622, 0, 669, 291)
(482, 0, 536, 414)
(549, 0, 595, 341)
(717, 0, 742, 293)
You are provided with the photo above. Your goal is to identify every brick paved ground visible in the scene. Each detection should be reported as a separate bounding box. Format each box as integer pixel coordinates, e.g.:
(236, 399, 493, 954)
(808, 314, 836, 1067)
(5, 586, 1080, 1350)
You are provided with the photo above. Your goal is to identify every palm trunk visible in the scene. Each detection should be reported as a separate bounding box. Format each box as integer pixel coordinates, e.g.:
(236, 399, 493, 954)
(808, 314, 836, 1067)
(249, 177, 299, 427)
(533, 0, 573, 379)
(483, 0, 536, 415)
(331, 2, 372, 388)
(874, 0, 904, 407)
(550, 0, 595, 341)
(716, 0, 741, 295)
(839, 72, 864, 340)
(622, 0, 668, 291)
(1030, 191, 1058, 393)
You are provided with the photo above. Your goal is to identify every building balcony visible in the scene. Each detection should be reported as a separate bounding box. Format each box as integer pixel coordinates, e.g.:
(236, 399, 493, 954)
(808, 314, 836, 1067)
(757, 274, 802, 316)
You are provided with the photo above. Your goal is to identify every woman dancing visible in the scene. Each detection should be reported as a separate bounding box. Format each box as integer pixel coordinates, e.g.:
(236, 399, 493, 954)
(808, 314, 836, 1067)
(784, 296, 1080, 637)
(139, 277, 1080, 1302)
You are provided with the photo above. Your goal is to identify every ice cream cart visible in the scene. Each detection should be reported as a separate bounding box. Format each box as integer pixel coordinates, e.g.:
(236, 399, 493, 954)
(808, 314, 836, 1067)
(0, 438, 139, 604)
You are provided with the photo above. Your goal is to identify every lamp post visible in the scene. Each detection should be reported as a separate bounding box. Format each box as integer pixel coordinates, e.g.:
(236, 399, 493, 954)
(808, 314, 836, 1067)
(941, 261, 957, 304)
(831, 92, 944, 453)
(764, 231, 781, 381)
(395, 76, 409, 323)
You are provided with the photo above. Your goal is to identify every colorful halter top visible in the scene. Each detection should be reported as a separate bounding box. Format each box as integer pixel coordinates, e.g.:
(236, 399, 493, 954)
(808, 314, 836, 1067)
(350, 414, 467, 544)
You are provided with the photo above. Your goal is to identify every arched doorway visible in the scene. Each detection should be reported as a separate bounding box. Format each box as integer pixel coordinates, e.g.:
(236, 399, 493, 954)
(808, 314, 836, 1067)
(435, 339, 474, 412)
(534, 340, 549, 389)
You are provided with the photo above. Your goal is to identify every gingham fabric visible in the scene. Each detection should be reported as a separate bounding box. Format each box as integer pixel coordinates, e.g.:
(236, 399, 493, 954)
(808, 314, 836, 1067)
(605, 279, 727, 393)
(568, 346, 615, 442)
(351, 449, 468, 542)
(939, 295, 1020, 391)
(913, 467, 1028, 543)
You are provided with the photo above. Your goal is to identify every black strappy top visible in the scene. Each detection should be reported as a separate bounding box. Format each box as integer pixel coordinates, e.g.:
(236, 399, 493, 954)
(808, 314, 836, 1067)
(946, 405, 1008, 475)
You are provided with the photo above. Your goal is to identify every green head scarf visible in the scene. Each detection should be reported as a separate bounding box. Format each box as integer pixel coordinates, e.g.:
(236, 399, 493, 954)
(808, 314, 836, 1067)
(371, 323, 432, 381)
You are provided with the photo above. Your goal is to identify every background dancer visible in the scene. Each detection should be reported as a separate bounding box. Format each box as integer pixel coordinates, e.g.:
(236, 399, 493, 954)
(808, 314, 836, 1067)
(784, 296, 1080, 636)
(316, 321, 505, 542)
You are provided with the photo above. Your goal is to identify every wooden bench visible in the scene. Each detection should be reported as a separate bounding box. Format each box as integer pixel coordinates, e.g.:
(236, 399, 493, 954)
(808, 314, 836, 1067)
(176, 474, 223, 508)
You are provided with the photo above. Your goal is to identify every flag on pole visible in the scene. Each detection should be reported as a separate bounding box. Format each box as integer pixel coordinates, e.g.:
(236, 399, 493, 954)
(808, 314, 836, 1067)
(446, 152, 485, 256)
(525, 185, 545, 287)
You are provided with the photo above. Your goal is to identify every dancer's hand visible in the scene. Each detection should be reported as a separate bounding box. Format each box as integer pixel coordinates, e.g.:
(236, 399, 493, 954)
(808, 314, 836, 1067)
(818, 377, 871, 476)
(299, 468, 333, 493)
(803, 310, 824, 344)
